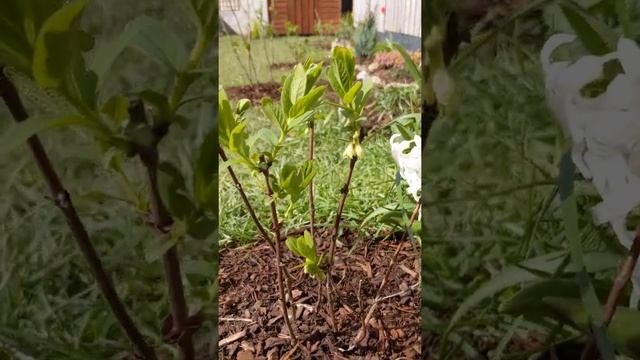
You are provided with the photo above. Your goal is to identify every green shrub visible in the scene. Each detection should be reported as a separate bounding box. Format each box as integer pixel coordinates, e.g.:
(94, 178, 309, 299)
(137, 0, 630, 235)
(353, 11, 377, 58)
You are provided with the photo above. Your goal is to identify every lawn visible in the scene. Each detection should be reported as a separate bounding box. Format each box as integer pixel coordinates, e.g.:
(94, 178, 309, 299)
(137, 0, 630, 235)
(219, 35, 332, 87)
(218, 34, 421, 246)
(219, 105, 413, 246)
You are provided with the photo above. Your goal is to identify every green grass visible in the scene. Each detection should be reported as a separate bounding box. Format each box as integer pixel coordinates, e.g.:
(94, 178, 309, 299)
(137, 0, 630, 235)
(218, 103, 418, 247)
(219, 35, 331, 87)
(423, 34, 626, 359)
(219, 34, 421, 248)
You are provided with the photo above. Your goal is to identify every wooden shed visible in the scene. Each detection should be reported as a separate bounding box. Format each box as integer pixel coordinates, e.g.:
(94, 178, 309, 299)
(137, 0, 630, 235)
(268, 0, 347, 35)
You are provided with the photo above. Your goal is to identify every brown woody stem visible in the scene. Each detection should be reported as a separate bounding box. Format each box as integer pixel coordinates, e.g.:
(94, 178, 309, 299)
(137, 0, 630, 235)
(260, 156, 298, 342)
(129, 101, 194, 360)
(308, 122, 325, 311)
(581, 227, 640, 360)
(308, 122, 317, 247)
(0, 68, 157, 359)
(326, 156, 358, 330)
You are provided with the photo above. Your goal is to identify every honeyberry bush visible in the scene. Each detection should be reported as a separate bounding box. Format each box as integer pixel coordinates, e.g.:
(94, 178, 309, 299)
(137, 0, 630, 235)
(218, 46, 421, 349)
(0, 0, 216, 358)
(424, 0, 640, 359)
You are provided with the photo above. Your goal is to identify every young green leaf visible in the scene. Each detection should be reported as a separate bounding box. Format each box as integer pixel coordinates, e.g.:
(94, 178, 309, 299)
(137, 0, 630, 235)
(236, 98, 251, 115)
(327, 46, 355, 98)
(219, 88, 238, 147)
(280, 72, 294, 115)
(0, 0, 60, 74)
(261, 97, 287, 135)
(343, 81, 362, 104)
(305, 61, 324, 92)
(559, 0, 618, 55)
(32, 0, 98, 112)
(228, 123, 251, 159)
(288, 86, 325, 118)
(286, 231, 324, 279)
(289, 65, 308, 106)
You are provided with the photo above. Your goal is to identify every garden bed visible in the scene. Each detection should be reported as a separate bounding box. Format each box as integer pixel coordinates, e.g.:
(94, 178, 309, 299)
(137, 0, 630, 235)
(218, 228, 421, 359)
(225, 82, 282, 104)
(225, 81, 341, 105)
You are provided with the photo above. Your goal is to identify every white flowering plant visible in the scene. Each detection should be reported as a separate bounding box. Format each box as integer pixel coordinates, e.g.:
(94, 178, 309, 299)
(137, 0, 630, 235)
(517, 2, 640, 358)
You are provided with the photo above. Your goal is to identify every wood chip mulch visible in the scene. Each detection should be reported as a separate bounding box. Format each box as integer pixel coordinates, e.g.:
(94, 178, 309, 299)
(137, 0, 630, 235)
(218, 228, 421, 359)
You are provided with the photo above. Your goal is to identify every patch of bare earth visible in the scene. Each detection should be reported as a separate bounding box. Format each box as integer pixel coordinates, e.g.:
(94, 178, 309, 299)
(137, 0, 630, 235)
(225, 82, 282, 104)
(218, 228, 421, 359)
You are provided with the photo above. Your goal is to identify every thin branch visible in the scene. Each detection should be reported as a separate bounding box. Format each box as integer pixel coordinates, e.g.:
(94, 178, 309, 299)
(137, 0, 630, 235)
(307, 121, 324, 313)
(260, 156, 298, 342)
(0, 68, 157, 359)
(308, 122, 317, 247)
(229, 11, 257, 86)
(354, 202, 421, 345)
(326, 156, 358, 330)
(219, 146, 274, 250)
(128, 101, 194, 360)
(581, 226, 640, 360)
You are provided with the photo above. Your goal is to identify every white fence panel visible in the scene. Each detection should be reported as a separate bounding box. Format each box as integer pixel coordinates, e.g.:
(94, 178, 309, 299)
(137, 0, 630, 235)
(353, 0, 420, 37)
(220, 0, 268, 35)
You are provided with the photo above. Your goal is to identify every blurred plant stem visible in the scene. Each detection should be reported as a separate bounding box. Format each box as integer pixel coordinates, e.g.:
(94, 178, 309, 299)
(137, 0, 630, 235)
(0, 67, 157, 360)
(128, 100, 194, 359)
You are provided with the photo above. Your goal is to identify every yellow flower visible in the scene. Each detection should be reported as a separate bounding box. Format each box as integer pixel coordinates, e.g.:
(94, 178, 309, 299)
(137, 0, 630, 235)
(342, 141, 363, 159)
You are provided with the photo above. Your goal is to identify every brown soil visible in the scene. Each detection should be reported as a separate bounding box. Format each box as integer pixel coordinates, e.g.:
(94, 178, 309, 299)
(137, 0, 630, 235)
(218, 228, 421, 359)
(225, 80, 339, 105)
(225, 82, 282, 104)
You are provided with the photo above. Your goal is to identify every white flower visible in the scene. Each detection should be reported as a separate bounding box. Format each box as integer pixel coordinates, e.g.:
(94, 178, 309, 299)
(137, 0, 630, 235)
(542, 34, 640, 306)
(390, 134, 421, 202)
